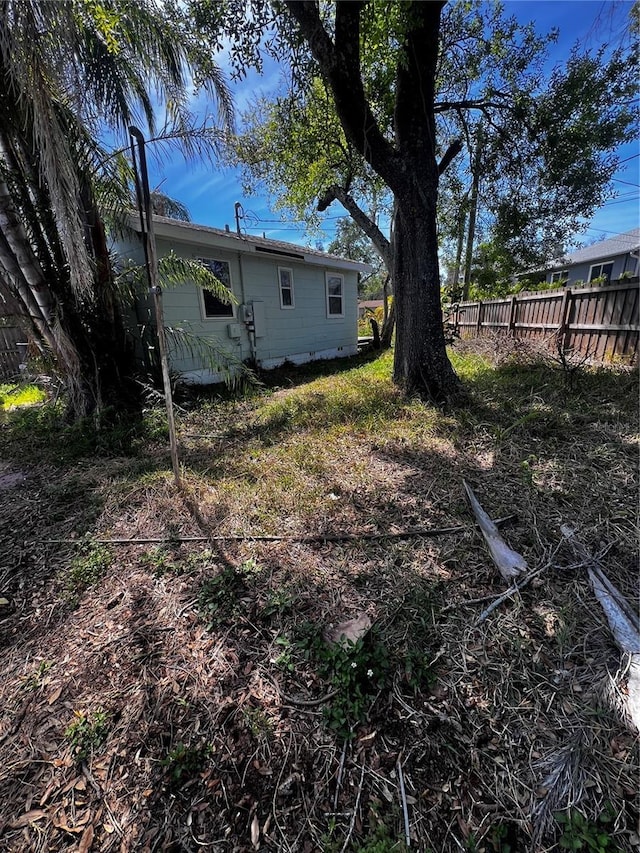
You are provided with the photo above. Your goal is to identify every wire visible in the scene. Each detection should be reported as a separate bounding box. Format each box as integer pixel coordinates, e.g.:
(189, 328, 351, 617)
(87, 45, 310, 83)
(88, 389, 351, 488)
(618, 152, 640, 164)
(600, 196, 640, 207)
(585, 225, 638, 236)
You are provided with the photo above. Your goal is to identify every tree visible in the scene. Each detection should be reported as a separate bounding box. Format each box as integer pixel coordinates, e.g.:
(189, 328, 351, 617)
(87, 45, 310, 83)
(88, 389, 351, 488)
(437, 3, 638, 294)
(223, 1, 637, 321)
(0, 0, 231, 418)
(207, 1, 461, 398)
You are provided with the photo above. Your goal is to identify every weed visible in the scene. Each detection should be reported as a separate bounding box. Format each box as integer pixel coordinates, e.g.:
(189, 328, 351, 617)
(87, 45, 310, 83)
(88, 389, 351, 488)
(323, 816, 407, 852)
(242, 706, 273, 739)
(239, 556, 262, 576)
(299, 626, 390, 739)
(140, 546, 181, 576)
(262, 587, 295, 620)
(66, 541, 113, 597)
(555, 808, 616, 852)
(483, 821, 520, 852)
(161, 741, 212, 788)
(21, 660, 54, 691)
(65, 708, 110, 760)
(402, 648, 435, 692)
(198, 566, 245, 628)
(272, 634, 296, 671)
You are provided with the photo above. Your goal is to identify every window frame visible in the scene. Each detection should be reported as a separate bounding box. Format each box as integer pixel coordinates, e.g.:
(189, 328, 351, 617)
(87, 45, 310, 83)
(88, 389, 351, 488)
(278, 266, 295, 310)
(196, 257, 235, 320)
(550, 270, 568, 284)
(325, 271, 345, 318)
(588, 261, 614, 284)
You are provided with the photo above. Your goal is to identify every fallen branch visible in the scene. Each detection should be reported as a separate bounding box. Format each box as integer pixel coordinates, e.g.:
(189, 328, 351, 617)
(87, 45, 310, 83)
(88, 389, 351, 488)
(32, 515, 517, 547)
(340, 762, 366, 853)
(472, 541, 565, 626)
(474, 566, 546, 626)
(463, 480, 527, 580)
(397, 757, 411, 848)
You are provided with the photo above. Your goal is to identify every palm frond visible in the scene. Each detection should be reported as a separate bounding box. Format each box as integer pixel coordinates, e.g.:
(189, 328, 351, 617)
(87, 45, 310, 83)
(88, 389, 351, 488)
(164, 325, 259, 393)
(158, 253, 237, 304)
(150, 191, 191, 221)
(114, 252, 237, 307)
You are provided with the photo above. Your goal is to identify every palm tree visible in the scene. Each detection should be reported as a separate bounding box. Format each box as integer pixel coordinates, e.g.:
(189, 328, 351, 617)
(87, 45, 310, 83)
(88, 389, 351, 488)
(0, 0, 232, 418)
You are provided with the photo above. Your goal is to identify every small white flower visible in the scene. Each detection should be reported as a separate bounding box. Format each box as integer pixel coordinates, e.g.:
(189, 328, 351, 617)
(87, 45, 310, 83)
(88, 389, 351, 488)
(351, 661, 357, 668)
(367, 669, 374, 678)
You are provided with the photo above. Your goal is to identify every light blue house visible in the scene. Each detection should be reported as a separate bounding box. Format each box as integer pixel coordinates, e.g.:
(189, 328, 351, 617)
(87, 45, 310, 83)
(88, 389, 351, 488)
(543, 228, 640, 286)
(122, 216, 370, 383)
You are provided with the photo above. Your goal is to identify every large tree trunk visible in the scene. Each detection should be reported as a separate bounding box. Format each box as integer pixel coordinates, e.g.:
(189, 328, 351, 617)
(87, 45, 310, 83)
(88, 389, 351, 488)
(392, 186, 459, 399)
(283, 1, 462, 399)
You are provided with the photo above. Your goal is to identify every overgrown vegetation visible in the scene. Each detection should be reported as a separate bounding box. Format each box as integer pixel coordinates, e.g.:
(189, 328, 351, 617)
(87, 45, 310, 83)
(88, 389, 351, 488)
(0, 347, 637, 851)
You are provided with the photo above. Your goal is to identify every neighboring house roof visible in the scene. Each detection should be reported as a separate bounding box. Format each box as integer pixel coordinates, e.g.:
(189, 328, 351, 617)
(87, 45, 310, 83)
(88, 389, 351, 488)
(547, 228, 640, 271)
(358, 300, 384, 309)
(132, 215, 373, 274)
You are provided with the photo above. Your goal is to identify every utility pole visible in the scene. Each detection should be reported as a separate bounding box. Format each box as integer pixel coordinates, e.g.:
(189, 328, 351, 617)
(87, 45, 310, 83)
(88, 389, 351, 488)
(129, 127, 181, 485)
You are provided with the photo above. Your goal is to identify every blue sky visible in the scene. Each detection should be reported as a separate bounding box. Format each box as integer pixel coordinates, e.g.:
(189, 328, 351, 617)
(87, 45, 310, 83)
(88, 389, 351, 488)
(143, 1, 639, 251)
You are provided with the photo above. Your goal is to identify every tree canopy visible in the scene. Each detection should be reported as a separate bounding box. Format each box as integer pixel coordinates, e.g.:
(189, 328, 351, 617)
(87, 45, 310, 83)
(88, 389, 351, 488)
(223, 1, 638, 299)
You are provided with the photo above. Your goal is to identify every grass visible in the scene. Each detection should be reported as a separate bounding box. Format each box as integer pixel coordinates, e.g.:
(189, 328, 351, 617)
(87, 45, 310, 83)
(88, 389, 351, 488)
(0, 381, 46, 410)
(0, 343, 637, 852)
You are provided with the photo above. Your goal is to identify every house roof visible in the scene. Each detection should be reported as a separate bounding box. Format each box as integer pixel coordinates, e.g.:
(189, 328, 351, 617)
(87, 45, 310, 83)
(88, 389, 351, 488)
(548, 227, 640, 270)
(136, 215, 373, 274)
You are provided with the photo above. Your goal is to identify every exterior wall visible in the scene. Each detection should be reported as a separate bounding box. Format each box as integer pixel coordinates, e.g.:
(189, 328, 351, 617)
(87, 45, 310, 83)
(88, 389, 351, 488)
(130, 235, 359, 383)
(240, 253, 358, 367)
(546, 251, 637, 285)
(154, 237, 249, 378)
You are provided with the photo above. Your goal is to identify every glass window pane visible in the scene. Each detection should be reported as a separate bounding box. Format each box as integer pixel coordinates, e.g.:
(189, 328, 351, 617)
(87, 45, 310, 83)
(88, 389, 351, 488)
(200, 259, 232, 316)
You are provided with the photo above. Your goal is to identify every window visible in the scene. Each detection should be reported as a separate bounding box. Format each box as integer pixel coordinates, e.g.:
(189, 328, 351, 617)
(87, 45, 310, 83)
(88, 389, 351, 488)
(550, 270, 568, 284)
(278, 267, 295, 309)
(588, 261, 614, 284)
(326, 272, 344, 317)
(198, 258, 234, 318)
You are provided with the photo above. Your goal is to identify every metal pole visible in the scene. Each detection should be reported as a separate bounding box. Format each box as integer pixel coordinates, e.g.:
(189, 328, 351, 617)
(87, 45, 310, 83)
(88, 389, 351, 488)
(129, 126, 181, 485)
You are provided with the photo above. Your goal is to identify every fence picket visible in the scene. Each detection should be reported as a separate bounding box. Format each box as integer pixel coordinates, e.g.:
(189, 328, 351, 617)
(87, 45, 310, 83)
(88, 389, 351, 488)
(454, 280, 638, 364)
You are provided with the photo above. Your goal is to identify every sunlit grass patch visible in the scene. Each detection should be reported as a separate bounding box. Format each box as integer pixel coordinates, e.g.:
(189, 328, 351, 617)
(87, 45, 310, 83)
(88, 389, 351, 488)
(0, 382, 47, 409)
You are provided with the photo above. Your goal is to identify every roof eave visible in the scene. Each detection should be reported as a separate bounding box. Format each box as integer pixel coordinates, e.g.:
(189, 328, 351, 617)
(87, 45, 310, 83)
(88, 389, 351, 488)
(127, 214, 372, 274)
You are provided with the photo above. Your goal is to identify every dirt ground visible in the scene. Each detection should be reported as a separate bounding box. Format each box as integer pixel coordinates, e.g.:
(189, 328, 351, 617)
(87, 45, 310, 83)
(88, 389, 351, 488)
(0, 351, 638, 852)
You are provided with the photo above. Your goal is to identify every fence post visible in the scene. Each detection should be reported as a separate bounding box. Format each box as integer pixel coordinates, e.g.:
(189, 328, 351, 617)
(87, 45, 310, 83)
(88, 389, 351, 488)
(476, 300, 483, 335)
(558, 287, 573, 354)
(507, 295, 517, 339)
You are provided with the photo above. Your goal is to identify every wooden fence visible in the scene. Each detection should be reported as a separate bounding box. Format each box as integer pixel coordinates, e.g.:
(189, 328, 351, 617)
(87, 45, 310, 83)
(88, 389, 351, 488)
(0, 325, 27, 380)
(451, 279, 639, 364)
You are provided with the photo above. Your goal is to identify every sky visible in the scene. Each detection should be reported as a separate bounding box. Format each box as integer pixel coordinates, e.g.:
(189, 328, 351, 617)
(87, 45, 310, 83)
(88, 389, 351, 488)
(142, 0, 639, 253)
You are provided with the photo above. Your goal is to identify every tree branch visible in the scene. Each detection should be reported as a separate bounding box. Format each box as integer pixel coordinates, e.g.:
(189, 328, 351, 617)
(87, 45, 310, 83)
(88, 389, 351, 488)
(283, 1, 398, 186)
(317, 184, 391, 266)
(438, 138, 463, 175)
(434, 98, 511, 113)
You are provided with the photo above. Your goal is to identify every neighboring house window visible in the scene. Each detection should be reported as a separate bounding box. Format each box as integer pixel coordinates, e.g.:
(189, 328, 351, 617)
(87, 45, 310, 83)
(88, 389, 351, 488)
(550, 270, 568, 284)
(588, 261, 614, 284)
(278, 267, 295, 309)
(326, 272, 344, 317)
(198, 258, 234, 317)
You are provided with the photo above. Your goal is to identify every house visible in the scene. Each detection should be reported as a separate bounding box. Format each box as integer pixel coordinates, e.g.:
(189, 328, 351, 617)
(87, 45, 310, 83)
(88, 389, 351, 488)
(543, 228, 640, 286)
(120, 216, 371, 383)
(358, 299, 384, 319)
